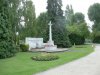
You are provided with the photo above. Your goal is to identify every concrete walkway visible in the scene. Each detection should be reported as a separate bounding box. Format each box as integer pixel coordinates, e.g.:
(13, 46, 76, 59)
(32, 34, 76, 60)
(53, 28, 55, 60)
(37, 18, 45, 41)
(34, 45, 100, 75)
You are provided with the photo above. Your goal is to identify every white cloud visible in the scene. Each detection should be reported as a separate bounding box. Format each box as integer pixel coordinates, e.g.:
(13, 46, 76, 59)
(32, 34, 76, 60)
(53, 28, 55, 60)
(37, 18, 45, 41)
(33, 0, 100, 26)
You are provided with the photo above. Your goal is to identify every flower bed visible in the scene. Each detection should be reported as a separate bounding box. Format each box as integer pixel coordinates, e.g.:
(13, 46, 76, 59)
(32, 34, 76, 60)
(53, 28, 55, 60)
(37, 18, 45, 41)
(31, 53, 59, 61)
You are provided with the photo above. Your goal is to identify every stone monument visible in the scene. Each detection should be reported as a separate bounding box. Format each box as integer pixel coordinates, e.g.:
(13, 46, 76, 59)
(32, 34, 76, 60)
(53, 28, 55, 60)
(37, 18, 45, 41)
(45, 21, 57, 51)
(25, 38, 43, 50)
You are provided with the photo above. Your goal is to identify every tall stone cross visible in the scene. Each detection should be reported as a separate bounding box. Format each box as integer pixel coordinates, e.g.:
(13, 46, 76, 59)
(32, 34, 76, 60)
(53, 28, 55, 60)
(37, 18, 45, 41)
(48, 21, 53, 42)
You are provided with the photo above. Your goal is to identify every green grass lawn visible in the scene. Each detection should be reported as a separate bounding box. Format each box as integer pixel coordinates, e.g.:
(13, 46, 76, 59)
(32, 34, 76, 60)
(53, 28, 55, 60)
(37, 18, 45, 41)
(0, 45, 94, 75)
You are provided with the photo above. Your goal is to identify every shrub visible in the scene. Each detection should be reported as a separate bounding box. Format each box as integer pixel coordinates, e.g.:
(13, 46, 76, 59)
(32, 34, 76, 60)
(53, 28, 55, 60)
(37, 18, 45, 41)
(92, 31, 100, 43)
(0, 44, 17, 59)
(0, 12, 17, 59)
(20, 44, 29, 52)
(93, 36, 100, 43)
(69, 33, 85, 45)
(53, 26, 72, 48)
(31, 53, 59, 61)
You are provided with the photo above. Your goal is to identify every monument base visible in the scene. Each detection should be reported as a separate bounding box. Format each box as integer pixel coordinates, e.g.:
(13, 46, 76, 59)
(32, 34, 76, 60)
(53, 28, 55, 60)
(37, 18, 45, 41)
(45, 45, 57, 50)
(47, 40, 54, 46)
(45, 40, 57, 52)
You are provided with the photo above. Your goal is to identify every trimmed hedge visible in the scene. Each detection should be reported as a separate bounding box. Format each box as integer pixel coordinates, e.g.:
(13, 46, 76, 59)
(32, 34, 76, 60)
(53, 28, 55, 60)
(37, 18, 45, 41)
(31, 53, 59, 61)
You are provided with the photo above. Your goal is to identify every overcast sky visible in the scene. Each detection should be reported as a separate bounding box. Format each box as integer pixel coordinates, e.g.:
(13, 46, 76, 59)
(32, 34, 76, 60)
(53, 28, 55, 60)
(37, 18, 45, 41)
(33, 0, 100, 26)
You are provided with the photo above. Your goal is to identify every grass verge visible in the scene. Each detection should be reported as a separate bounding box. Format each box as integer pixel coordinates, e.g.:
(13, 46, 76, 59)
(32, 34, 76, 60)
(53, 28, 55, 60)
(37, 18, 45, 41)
(0, 45, 94, 75)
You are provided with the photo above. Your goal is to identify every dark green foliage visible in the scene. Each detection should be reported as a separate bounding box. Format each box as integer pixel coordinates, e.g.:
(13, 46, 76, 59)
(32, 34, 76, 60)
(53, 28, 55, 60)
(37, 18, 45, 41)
(92, 22, 100, 31)
(47, 0, 63, 20)
(69, 33, 85, 45)
(91, 31, 100, 43)
(88, 3, 100, 43)
(52, 23, 71, 48)
(32, 53, 59, 61)
(93, 36, 100, 43)
(65, 7, 90, 45)
(88, 3, 100, 31)
(0, 0, 39, 58)
(52, 17, 71, 48)
(88, 3, 100, 22)
(47, 0, 71, 47)
(74, 12, 85, 24)
(20, 44, 29, 52)
(67, 22, 90, 45)
(36, 12, 49, 41)
(0, 13, 16, 59)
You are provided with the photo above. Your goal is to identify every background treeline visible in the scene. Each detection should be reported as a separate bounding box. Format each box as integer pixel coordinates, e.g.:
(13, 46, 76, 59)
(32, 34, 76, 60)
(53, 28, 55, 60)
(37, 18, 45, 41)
(65, 5, 90, 45)
(88, 3, 100, 43)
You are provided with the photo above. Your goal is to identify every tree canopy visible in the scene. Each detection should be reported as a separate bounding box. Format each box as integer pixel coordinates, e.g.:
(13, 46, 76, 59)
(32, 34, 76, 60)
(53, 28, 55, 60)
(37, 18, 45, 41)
(88, 3, 100, 31)
(88, 3, 100, 22)
(74, 12, 85, 24)
(65, 5, 74, 25)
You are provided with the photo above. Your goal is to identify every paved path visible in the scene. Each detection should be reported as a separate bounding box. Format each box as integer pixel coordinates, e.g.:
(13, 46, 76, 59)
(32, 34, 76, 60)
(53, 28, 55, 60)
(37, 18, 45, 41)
(34, 45, 100, 75)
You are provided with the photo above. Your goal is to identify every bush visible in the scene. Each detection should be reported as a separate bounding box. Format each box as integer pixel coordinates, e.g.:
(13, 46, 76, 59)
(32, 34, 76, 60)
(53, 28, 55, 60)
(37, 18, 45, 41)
(0, 48, 17, 59)
(0, 49, 15, 59)
(92, 31, 100, 43)
(93, 36, 100, 43)
(31, 53, 59, 61)
(44, 34, 72, 48)
(0, 13, 17, 59)
(53, 26, 72, 48)
(69, 33, 85, 45)
(20, 44, 29, 52)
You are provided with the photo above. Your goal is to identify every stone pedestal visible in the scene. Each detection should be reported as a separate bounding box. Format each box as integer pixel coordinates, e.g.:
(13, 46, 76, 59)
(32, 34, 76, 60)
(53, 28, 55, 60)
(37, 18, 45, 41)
(47, 40, 54, 46)
(45, 45, 57, 51)
(45, 40, 57, 51)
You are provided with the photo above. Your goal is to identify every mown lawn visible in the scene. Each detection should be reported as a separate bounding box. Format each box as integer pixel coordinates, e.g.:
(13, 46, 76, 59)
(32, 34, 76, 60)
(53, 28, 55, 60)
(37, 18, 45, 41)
(0, 45, 94, 75)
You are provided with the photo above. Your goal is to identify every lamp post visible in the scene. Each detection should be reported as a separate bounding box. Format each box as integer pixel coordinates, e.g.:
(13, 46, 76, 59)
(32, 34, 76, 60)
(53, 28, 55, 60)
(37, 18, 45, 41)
(16, 32, 19, 45)
(16, 32, 19, 36)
